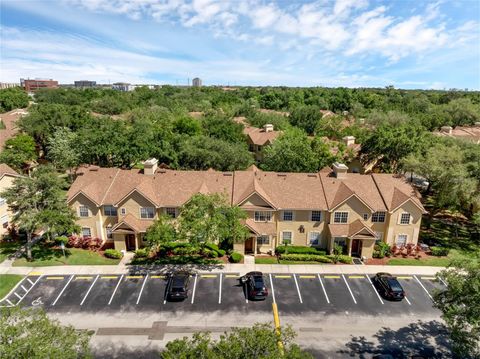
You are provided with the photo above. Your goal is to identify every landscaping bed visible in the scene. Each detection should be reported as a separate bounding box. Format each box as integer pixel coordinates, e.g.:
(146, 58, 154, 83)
(0, 274, 23, 298)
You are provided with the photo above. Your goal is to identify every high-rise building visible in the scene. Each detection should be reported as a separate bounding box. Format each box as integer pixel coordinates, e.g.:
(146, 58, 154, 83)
(192, 77, 202, 87)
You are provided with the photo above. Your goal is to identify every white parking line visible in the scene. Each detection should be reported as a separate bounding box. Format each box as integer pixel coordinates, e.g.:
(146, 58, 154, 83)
(191, 274, 198, 304)
(269, 273, 276, 303)
(21, 285, 28, 292)
(365, 275, 384, 305)
(80, 275, 99, 306)
(439, 277, 448, 287)
(317, 274, 330, 304)
(136, 273, 149, 305)
(108, 274, 124, 305)
(218, 273, 223, 304)
(6, 299, 14, 306)
(51, 275, 74, 306)
(414, 275, 433, 300)
(404, 296, 412, 305)
(17, 275, 43, 305)
(27, 278, 34, 285)
(342, 274, 357, 304)
(293, 274, 303, 304)
(14, 292, 22, 299)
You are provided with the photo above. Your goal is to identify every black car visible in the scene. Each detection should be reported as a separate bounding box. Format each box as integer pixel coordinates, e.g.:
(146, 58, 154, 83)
(373, 272, 405, 301)
(166, 272, 190, 301)
(241, 271, 268, 300)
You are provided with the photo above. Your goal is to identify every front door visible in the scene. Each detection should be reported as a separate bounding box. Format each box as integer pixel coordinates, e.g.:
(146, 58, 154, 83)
(125, 234, 136, 251)
(244, 237, 253, 254)
(351, 239, 362, 257)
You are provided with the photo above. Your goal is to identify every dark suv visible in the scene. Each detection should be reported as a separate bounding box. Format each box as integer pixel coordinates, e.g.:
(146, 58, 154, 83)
(373, 272, 405, 301)
(241, 271, 268, 300)
(166, 272, 190, 301)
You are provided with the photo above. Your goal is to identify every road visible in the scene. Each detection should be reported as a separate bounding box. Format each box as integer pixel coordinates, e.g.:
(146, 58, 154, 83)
(1, 271, 451, 358)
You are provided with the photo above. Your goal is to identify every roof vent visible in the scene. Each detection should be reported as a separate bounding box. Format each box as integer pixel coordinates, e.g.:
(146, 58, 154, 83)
(474, 122, 480, 127)
(332, 162, 348, 179)
(263, 124, 274, 132)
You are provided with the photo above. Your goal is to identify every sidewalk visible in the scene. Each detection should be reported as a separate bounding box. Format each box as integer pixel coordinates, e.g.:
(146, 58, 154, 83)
(0, 262, 445, 276)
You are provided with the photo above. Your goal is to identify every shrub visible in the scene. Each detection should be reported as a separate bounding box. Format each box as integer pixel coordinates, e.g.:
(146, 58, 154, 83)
(430, 246, 450, 256)
(373, 242, 391, 259)
(55, 236, 69, 246)
(134, 248, 149, 258)
(326, 254, 353, 264)
(67, 235, 102, 251)
(229, 252, 243, 263)
(217, 249, 226, 257)
(173, 246, 198, 256)
(104, 249, 122, 259)
(204, 243, 219, 252)
(275, 246, 326, 255)
(280, 254, 333, 263)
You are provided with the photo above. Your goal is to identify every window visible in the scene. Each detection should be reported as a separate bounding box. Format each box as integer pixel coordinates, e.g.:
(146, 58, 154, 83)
(0, 197, 5, 206)
(254, 211, 272, 222)
(333, 211, 348, 224)
(400, 213, 411, 225)
(81, 227, 91, 238)
(311, 211, 322, 222)
(375, 231, 384, 244)
(78, 205, 89, 217)
(362, 213, 369, 221)
(1, 214, 8, 228)
(396, 234, 408, 246)
(309, 232, 321, 245)
(334, 237, 347, 254)
(165, 207, 177, 219)
(120, 208, 127, 215)
(257, 236, 269, 245)
(281, 231, 292, 244)
(104, 205, 117, 217)
(249, 144, 254, 151)
(372, 211, 386, 223)
(106, 227, 113, 239)
(282, 211, 293, 221)
(140, 207, 155, 219)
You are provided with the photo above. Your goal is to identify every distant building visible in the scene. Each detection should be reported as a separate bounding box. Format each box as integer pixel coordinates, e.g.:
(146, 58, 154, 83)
(21, 78, 58, 92)
(74, 80, 96, 88)
(112, 82, 135, 92)
(192, 77, 202, 87)
(0, 82, 20, 89)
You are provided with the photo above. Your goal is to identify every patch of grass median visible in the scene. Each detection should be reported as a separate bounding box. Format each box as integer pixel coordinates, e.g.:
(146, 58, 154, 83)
(0, 274, 23, 298)
(0, 241, 23, 264)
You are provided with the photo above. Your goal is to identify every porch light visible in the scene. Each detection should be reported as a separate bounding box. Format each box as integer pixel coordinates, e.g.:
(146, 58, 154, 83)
(299, 225, 305, 233)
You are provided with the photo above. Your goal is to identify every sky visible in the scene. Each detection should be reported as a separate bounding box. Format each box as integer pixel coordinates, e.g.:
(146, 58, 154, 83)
(1, 0, 479, 89)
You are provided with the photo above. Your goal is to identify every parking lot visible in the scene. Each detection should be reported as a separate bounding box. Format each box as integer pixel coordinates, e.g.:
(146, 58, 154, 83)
(1, 272, 445, 316)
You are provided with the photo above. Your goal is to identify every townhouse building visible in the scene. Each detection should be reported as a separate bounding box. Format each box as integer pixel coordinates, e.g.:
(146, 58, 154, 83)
(67, 160, 425, 258)
(0, 164, 22, 238)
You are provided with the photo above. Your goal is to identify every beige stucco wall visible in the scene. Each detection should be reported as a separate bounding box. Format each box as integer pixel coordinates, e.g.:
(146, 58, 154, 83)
(0, 175, 16, 237)
(117, 191, 158, 220)
(385, 201, 423, 246)
(333, 196, 372, 224)
(113, 233, 126, 251)
(276, 210, 327, 248)
(71, 193, 102, 238)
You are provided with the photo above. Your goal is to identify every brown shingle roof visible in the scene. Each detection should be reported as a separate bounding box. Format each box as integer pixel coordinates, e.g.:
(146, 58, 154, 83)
(0, 163, 20, 179)
(243, 126, 281, 146)
(244, 219, 276, 235)
(328, 220, 376, 238)
(372, 174, 424, 212)
(111, 213, 152, 233)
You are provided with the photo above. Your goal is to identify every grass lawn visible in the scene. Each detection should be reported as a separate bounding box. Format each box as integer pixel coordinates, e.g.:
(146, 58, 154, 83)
(0, 274, 23, 299)
(13, 246, 120, 267)
(0, 241, 23, 264)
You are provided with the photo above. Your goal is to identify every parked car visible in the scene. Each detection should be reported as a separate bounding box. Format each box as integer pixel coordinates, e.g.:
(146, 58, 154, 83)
(373, 272, 405, 301)
(166, 272, 190, 301)
(241, 271, 268, 300)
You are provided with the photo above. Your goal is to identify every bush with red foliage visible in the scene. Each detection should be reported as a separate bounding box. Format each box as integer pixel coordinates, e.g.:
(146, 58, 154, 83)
(67, 235, 102, 251)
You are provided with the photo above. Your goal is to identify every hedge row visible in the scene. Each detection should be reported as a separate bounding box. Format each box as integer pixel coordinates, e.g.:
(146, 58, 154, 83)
(275, 245, 326, 255)
(229, 252, 243, 263)
(104, 249, 123, 259)
(430, 246, 450, 256)
(280, 254, 333, 263)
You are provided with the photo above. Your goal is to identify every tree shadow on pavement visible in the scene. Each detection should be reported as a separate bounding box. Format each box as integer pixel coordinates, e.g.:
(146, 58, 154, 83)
(338, 320, 452, 359)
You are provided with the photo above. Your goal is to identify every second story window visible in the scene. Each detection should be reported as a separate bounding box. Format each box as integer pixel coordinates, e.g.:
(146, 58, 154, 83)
(104, 205, 117, 217)
(282, 211, 293, 221)
(400, 213, 411, 225)
(372, 212, 386, 223)
(140, 207, 155, 219)
(165, 207, 177, 219)
(362, 213, 369, 221)
(311, 211, 322, 222)
(120, 208, 127, 215)
(78, 205, 89, 218)
(333, 211, 348, 224)
(254, 211, 271, 222)
(0, 197, 5, 206)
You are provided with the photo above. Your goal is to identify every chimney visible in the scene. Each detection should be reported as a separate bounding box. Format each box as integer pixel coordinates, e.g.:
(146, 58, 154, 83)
(343, 135, 355, 146)
(441, 126, 453, 135)
(332, 162, 348, 179)
(143, 158, 158, 175)
(263, 124, 274, 132)
(474, 122, 480, 127)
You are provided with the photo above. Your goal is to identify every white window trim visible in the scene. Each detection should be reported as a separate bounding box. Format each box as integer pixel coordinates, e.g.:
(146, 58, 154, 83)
(1, 214, 9, 225)
(310, 210, 322, 222)
(140, 207, 155, 219)
(281, 231, 293, 244)
(309, 231, 321, 245)
(399, 212, 411, 225)
(362, 213, 369, 221)
(81, 227, 92, 238)
(372, 211, 386, 223)
(78, 205, 89, 218)
(396, 234, 408, 246)
(254, 211, 272, 222)
(333, 211, 349, 224)
(0, 197, 5, 206)
(256, 235, 270, 245)
(282, 210, 294, 221)
(104, 205, 117, 217)
(120, 207, 127, 215)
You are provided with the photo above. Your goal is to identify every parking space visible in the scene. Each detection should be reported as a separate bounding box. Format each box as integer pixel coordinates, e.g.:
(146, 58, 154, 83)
(6, 272, 442, 317)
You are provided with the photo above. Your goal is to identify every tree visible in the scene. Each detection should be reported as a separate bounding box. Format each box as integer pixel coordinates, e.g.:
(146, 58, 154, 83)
(161, 322, 312, 359)
(202, 113, 245, 143)
(289, 106, 322, 135)
(261, 128, 318, 172)
(144, 214, 177, 252)
(0, 165, 79, 260)
(0, 134, 38, 173)
(434, 261, 480, 358)
(0, 306, 92, 359)
(178, 193, 248, 247)
(0, 87, 29, 112)
(47, 127, 80, 181)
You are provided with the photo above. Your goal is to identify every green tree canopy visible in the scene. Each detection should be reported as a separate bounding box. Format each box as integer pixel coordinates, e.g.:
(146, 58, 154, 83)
(0, 134, 38, 173)
(0, 87, 29, 113)
(161, 322, 312, 359)
(47, 127, 80, 179)
(0, 306, 91, 359)
(289, 106, 322, 135)
(144, 214, 177, 252)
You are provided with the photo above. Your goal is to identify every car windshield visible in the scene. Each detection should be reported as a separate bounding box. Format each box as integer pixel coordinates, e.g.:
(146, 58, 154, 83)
(253, 277, 264, 290)
(387, 279, 403, 291)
